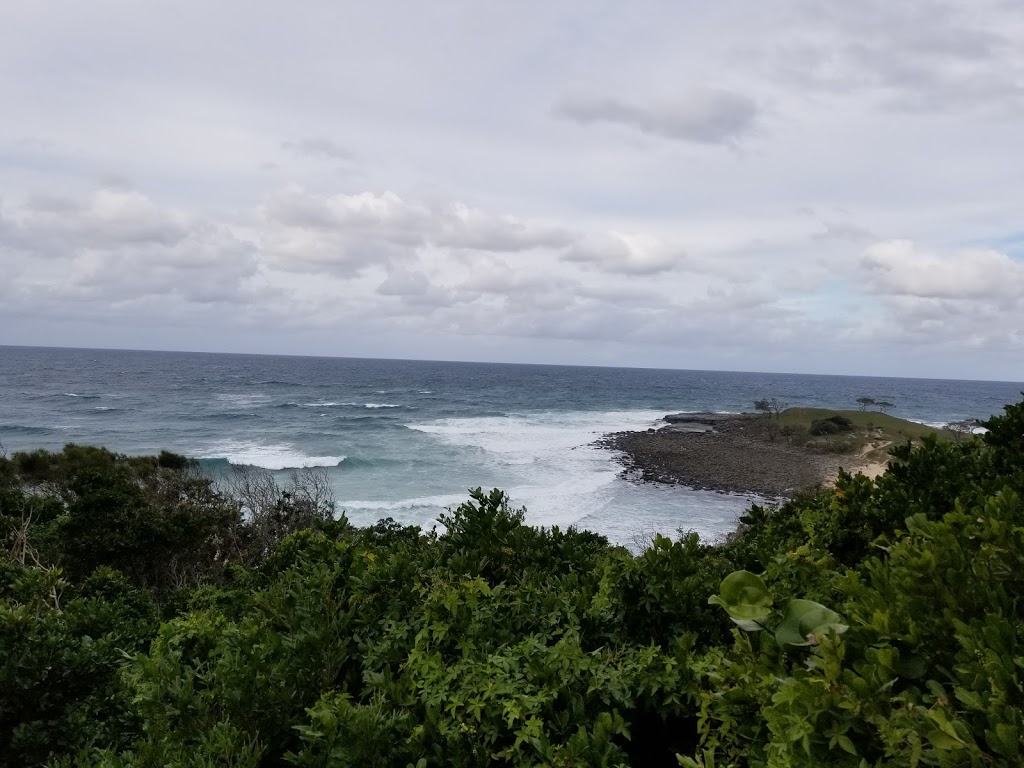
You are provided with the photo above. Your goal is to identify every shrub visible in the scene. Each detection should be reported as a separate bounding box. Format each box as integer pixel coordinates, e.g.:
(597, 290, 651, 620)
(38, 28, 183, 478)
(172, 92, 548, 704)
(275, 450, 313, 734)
(809, 415, 854, 436)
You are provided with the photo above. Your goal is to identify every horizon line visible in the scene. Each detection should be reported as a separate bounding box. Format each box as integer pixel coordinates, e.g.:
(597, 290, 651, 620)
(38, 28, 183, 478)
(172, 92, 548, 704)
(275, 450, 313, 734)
(2, 342, 1022, 386)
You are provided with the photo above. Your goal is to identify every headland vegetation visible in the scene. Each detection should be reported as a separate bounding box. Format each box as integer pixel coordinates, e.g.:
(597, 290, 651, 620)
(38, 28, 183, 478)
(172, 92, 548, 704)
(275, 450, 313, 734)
(1, 397, 1023, 767)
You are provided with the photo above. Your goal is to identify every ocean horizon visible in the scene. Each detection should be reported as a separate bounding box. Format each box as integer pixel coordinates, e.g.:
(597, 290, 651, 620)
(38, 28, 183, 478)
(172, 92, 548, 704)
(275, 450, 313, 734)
(4, 344, 1022, 547)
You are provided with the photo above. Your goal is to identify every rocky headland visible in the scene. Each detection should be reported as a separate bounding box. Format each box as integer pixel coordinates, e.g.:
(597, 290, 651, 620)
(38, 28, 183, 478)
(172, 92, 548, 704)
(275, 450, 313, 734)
(598, 411, 897, 498)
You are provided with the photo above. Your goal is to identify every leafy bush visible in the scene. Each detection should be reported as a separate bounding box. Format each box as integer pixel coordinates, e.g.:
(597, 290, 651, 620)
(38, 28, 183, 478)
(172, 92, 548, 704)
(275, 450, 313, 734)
(809, 415, 854, 436)
(0, 565, 158, 766)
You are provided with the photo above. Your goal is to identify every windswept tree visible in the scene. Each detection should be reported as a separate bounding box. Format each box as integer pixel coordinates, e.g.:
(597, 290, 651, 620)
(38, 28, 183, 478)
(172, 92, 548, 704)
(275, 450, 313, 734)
(753, 398, 787, 419)
(857, 396, 894, 413)
(226, 464, 341, 562)
(754, 398, 787, 442)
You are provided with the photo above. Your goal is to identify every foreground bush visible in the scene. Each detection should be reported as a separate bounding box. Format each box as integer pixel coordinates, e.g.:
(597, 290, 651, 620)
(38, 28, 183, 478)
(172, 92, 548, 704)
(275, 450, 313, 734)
(0, 398, 1021, 766)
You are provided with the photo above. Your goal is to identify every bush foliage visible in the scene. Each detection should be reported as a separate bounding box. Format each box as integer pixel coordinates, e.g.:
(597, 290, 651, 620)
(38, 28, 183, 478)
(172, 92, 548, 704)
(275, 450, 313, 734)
(808, 415, 854, 436)
(1, 397, 1023, 766)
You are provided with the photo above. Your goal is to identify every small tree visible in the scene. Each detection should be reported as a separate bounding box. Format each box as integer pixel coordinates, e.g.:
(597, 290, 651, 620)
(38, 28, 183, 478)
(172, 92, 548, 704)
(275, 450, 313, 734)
(947, 419, 977, 443)
(754, 398, 787, 442)
(856, 397, 876, 411)
(754, 398, 787, 419)
(227, 464, 339, 563)
(876, 400, 894, 414)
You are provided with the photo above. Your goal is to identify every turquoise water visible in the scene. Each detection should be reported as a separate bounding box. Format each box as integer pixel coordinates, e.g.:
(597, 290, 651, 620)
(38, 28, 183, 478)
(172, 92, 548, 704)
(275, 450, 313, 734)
(2, 345, 1020, 546)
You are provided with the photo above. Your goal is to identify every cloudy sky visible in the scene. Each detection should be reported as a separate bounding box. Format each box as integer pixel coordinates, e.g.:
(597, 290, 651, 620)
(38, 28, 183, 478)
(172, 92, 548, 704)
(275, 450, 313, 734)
(2, 1, 1023, 380)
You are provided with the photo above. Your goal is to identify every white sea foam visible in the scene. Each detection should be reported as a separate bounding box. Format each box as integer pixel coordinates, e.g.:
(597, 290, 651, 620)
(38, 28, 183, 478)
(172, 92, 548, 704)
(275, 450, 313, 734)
(908, 418, 950, 429)
(202, 441, 345, 470)
(907, 418, 988, 434)
(311, 402, 402, 409)
(406, 409, 663, 455)
(337, 493, 470, 513)
(405, 409, 672, 529)
(215, 393, 271, 408)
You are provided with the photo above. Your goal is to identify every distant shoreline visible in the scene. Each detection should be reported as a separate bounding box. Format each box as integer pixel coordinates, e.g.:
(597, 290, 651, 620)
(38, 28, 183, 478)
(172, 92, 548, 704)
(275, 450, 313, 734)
(598, 411, 896, 498)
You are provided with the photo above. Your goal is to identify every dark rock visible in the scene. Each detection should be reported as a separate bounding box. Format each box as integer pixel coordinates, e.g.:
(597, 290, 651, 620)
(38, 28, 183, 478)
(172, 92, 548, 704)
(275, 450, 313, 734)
(596, 412, 845, 498)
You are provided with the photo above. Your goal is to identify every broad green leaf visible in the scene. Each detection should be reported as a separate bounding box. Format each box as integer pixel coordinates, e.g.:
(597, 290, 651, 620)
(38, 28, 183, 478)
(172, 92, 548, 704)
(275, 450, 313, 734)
(708, 570, 773, 630)
(926, 730, 964, 750)
(774, 599, 847, 646)
(991, 723, 1020, 758)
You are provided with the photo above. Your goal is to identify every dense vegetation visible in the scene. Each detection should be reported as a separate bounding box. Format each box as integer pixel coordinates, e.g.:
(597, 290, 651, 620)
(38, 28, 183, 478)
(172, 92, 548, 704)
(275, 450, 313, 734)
(2, 398, 1023, 767)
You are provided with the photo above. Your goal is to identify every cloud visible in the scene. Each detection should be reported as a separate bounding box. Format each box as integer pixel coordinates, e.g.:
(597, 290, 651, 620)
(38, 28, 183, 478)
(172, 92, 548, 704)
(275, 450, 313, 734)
(811, 220, 876, 243)
(563, 232, 682, 275)
(0, 187, 262, 314)
(377, 268, 431, 297)
(0, 185, 698, 330)
(839, 240, 1024, 354)
(257, 187, 582, 276)
(282, 138, 353, 161)
(775, 0, 1024, 113)
(2, 186, 191, 253)
(860, 239, 1024, 302)
(555, 89, 758, 145)
(5, 180, 1019, 376)
(435, 203, 571, 252)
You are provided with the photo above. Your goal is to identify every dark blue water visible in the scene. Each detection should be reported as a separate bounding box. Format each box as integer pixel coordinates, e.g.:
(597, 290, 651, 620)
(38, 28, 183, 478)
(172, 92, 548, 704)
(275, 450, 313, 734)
(2, 345, 1020, 545)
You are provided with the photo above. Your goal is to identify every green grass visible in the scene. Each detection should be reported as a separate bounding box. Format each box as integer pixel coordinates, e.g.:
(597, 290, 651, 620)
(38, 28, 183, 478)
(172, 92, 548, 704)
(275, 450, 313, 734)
(767, 408, 949, 462)
(777, 407, 945, 441)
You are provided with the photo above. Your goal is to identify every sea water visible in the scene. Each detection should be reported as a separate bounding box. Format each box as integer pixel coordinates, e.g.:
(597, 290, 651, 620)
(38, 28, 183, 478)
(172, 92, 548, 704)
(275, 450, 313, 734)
(2, 346, 1021, 547)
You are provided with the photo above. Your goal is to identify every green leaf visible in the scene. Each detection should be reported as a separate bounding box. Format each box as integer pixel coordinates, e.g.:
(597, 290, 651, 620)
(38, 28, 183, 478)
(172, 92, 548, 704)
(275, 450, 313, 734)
(991, 723, 1020, 758)
(774, 599, 846, 646)
(926, 730, 964, 750)
(894, 650, 927, 679)
(707, 571, 773, 629)
(836, 734, 857, 755)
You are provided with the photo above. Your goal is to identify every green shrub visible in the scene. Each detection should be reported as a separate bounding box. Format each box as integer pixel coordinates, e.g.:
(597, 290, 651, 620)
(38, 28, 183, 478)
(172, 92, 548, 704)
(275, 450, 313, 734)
(809, 415, 854, 436)
(0, 565, 157, 766)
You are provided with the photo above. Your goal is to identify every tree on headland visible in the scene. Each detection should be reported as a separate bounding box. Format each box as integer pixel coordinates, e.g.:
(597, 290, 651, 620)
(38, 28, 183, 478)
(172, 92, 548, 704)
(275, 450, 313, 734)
(753, 398, 787, 419)
(754, 398, 787, 442)
(856, 396, 894, 413)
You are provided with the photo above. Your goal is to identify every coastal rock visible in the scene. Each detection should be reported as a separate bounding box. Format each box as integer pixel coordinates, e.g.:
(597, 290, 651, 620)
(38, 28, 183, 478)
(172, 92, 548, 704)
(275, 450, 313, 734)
(597, 412, 857, 498)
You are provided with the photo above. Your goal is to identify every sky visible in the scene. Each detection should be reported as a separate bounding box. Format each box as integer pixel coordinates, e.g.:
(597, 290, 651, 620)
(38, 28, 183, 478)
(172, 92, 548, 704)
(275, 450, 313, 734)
(1, 0, 1023, 381)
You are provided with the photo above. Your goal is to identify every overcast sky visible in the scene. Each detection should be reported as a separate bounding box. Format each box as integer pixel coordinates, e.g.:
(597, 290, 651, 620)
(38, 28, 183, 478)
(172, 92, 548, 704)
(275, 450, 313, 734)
(2, 1, 1023, 380)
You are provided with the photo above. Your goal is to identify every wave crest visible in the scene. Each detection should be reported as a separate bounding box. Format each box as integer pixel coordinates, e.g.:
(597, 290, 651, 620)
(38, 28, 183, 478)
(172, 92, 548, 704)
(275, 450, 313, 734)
(200, 442, 346, 470)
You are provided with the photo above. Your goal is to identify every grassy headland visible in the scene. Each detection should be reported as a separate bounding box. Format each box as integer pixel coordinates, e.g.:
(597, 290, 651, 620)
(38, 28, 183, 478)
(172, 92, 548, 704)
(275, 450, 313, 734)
(770, 406, 951, 467)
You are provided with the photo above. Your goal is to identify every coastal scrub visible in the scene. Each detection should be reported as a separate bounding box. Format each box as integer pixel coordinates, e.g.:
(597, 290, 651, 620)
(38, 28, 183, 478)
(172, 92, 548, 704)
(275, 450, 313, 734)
(1, 398, 1023, 766)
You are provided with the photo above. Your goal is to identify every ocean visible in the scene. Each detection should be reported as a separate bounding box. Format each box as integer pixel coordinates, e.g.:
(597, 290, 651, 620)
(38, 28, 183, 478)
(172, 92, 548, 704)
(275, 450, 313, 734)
(2, 345, 1021, 547)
